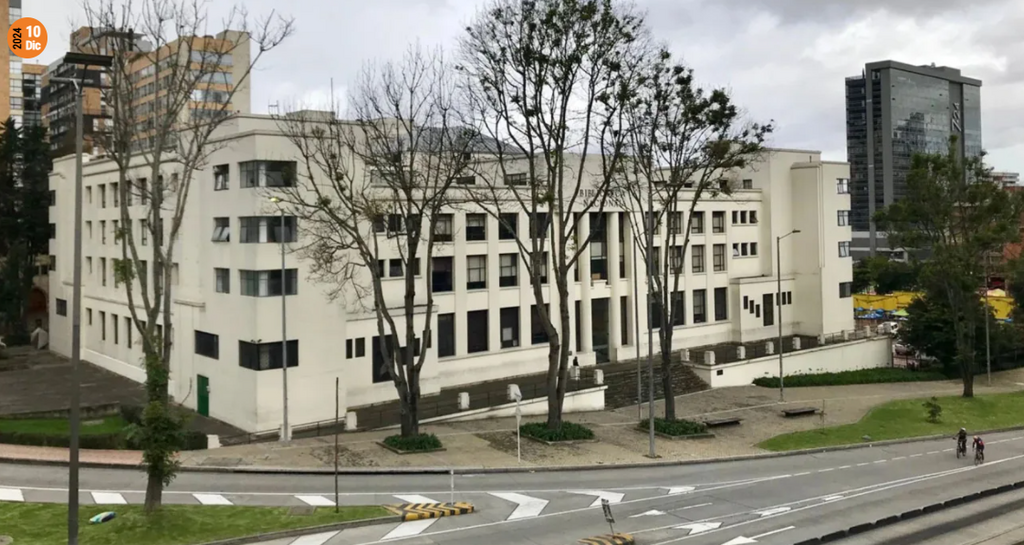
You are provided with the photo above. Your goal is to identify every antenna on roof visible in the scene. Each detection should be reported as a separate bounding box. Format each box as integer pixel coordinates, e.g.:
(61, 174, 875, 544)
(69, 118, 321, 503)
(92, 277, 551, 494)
(268, 101, 279, 115)
(330, 77, 335, 116)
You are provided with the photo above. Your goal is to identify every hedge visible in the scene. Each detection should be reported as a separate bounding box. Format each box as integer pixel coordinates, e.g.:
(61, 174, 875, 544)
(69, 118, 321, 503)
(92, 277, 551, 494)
(640, 418, 708, 437)
(0, 430, 127, 450)
(382, 433, 442, 452)
(752, 367, 948, 388)
(519, 421, 595, 442)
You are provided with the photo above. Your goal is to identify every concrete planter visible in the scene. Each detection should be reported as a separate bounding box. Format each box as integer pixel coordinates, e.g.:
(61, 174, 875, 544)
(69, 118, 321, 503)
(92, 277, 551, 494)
(376, 441, 447, 456)
(635, 426, 715, 441)
(521, 433, 599, 446)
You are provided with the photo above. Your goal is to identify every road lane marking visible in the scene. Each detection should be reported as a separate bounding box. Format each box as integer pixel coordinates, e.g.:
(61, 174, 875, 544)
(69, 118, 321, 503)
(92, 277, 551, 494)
(666, 486, 696, 495)
(296, 495, 335, 507)
(817, 468, 834, 473)
(873, 460, 886, 464)
(675, 522, 722, 535)
(754, 526, 796, 538)
(892, 457, 907, 461)
(838, 465, 851, 469)
(381, 519, 436, 540)
(489, 492, 548, 520)
(193, 493, 232, 505)
(928, 451, 940, 454)
(0, 488, 23, 502)
(393, 494, 437, 504)
(91, 492, 126, 504)
(756, 507, 791, 517)
(793, 472, 810, 477)
(910, 454, 923, 458)
(292, 531, 340, 545)
(856, 463, 870, 467)
(570, 490, 625, 507)
(633, 510, 668, 517)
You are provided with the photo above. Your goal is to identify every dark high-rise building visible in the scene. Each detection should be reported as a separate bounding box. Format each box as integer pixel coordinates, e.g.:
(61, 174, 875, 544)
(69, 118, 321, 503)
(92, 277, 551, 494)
(845, 60, 982, 259)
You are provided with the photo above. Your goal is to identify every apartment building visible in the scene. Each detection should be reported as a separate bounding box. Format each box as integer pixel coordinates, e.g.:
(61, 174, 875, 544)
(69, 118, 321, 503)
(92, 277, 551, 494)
(47, 113, 856, 432)
(1, 0, 23, 125)
(21, 62, 43, 126)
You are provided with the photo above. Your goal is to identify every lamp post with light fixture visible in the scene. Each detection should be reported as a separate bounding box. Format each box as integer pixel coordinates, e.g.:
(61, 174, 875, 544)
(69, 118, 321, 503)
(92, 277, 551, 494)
(777, 229, 801, 402)
(269, 196, 291, 442)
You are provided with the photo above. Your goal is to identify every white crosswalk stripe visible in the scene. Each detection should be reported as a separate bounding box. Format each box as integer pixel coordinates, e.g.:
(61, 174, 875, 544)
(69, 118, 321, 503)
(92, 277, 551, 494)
(489, 492, 548, 520)
(381, 494, 441, 541)
(295, 495, 335, 507)
(91, 492, 127, 504)
(193, 493, 233, 505)
(392, 494, 437, 504)
(0, 488, 24, 502)
(290, 531, 340, 545)
(569, 490, 625, 507)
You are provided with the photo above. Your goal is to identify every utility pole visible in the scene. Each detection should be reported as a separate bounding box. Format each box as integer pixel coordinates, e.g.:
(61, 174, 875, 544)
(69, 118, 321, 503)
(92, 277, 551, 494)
(777, 230, 800, 402)
(269, 197, 291, 441)
(646, 181, 655, 458)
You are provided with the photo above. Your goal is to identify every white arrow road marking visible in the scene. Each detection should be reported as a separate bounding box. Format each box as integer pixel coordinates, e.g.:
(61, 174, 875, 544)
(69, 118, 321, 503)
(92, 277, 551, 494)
(676, 522, 722, 535)
(490, 492, 549, 520)
(296, 495, 335, 507)
(0, 488, 24, 502)
(667, 486, 696, 495)
(756, 507, 791, 517)
(193, 493, 232, 505)
(721, 526, 795, 545)
(291, 531, 341, 545)
(822, 496, 843, 502)
(381, 494, 442, 541)
(632, 510, 667, 517)
(91, 492, 127, 504)
(570, 490, 625, 507)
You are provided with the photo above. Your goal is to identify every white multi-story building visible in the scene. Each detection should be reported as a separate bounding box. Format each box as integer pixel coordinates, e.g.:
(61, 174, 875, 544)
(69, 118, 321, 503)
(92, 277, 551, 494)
(48, 113, 856, 432)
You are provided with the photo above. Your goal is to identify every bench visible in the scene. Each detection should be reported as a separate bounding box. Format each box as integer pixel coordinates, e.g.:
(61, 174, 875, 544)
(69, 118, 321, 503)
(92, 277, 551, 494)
(782, 407, 819, 417)
(702, 416, 743, 428)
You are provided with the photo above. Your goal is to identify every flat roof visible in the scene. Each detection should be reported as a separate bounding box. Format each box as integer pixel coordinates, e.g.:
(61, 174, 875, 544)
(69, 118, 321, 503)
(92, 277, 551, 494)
(863, 60, 983, 87)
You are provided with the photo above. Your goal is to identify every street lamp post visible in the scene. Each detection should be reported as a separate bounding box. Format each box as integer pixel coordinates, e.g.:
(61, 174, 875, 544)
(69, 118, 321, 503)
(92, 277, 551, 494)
(777, 229, 801, 402)
(646, 181, 656, 458)
(52, 51, 113, 545)
(269, 197, 291, 442)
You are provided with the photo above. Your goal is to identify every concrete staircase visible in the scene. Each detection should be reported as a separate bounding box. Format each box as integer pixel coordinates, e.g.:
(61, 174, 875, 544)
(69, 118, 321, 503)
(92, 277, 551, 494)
(601, 353, 709, 409)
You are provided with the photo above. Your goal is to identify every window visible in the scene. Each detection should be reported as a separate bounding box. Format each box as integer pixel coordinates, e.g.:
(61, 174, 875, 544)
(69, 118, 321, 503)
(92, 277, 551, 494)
(668, 212, 683, 235)
(671, 291, 686, 326)
(742, 179, 753, 190)
(56, 298, 68, 316)
(112, 183, 119, 207)
(239, 160, 296, 188)
(837, 210, 851, 226)
(530, 252, 549, 284)
(434, 214, 453, 242)
(100, 258, 107, 286)
(240, 216, 298, 243)
(455, 175, 476, 185)
(214, 164, 229, 190)
(49, 223, 56, 239)
(750, 211, 758, 224)
(713, 244, 726, 272)
(838, 241, 851, 258)
(346, 338, 367, 359)
(389, 259, 403, 277)
(500, 307, 520, 348)
(504, 172, 527, 186)
(837, 178, 850, 194)
(669, 246, 684, 273)
(100, 311, 106, 340)
(195, 331, 219, 359)
(238, 340, 299, 370)
(437, 313, 455, 358)
(140, 220, 149, 245)
(692, 245, 705, 273)
(239, 269, 298, 296)
(212, 217, 230, 242)
(762, 293, 775, 327)
(113, 314, 119, 345)
(645, 212, 660, 235)
(732, 211, 739, 225)
(714, 287, 727, 321)
(691, 211, 704, 234)
(48, 255, 56, 272)
(432, 256, 453, 292)
(213, 268, 230, 293)
(100, 220, 107, 244)
(112, 221, 120, 245)
(530, 212, 549, 240)
(499, 213, 517, 240)
(126, 317, 132, 348)
(467, 255, 487, 290)
(87, 308, 92, 326)
(693, 289, 707, 324)
(531, 304, 549, 345)
(466, 214, 486, 241)
(751, 242, 758, 256)
(499, 253, 518, 287)
(839, 281, 853, 298)
(467, 309, 489, 353)
(712, 211, 725, 233)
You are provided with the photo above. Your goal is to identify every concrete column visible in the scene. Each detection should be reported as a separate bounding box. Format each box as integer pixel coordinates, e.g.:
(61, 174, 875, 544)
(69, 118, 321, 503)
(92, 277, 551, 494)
(737, 346, 746, 360)
(766, 341, 775, 355)
(704, 351, 715, 365)
(345, 411, 358, 431)
(578, 213, 593, 354)
(793, 337, 802, 350)
(458, 392, 470, 410)
(608, 212, 622, 359)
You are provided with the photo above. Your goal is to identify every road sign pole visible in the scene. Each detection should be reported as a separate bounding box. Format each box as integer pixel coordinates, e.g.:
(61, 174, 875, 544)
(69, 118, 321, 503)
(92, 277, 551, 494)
(602, 498, 615, 535)
(513, 386, 522, 464)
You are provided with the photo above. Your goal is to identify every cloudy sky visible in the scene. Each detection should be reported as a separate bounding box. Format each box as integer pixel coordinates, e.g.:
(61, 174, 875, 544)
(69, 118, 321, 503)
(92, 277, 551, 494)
(36, 0, 1024, 174)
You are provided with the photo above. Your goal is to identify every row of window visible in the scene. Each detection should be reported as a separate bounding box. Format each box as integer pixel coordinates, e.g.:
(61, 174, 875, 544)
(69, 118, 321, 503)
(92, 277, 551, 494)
(193, 330, 299, 371)
(213, 161, 296, 190)
(211, 216, 298, 243)
(81, 256, 178, 289)
(85, 218, 159, 246)
(213, 268, 298, 297)
(54, 303, 165, 351)
(741, 291, 793, 327)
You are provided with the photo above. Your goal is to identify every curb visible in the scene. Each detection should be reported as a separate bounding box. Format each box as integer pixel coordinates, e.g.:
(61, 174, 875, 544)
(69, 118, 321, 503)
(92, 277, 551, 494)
(791, 479, 1024, 545)
(192, 515, 400, 545)
(4, 424, 1024, 476)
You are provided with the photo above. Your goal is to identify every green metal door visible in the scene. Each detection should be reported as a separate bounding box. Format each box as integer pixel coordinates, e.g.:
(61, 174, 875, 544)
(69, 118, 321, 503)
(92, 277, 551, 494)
(197, 375, 209, 417)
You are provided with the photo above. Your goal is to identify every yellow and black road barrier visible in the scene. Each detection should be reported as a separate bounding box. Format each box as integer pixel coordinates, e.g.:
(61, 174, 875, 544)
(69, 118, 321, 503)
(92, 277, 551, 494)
(578, 534, 635, 545)
(385, 502, 475, 521)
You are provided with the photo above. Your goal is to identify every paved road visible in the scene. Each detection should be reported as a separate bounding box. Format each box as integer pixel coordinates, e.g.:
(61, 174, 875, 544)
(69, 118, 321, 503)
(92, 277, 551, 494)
(3, 431, 1024, 544)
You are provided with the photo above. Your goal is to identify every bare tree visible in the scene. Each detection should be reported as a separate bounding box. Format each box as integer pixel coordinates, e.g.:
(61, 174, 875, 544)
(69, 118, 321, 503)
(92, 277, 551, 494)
(272, 44, 475, 438)
(613, 48, 772, 421)
(84, 0, 291, 511)
(458, 0, 645, 429)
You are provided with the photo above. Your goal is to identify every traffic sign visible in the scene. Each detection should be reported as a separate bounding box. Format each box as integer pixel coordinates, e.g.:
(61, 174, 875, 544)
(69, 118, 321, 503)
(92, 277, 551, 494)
(601, 498, 615, 524)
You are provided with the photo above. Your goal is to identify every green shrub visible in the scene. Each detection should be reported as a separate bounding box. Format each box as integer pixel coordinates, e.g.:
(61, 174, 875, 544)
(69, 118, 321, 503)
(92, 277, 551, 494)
(119, 404, 144, 425)
(181, 430, 209, 451)
(0, 430, 126, 449)
(382, 433, 443, 452)
(923, 397, 942, 423)
(753, 368, 947, 388)
(519, 421, 595, 442)
(640, 418, 708, 437)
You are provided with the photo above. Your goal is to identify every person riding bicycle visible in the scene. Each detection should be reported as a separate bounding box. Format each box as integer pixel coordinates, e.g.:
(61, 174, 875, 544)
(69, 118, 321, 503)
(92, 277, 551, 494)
(956, 428, 968, 453)
(973, 436, 985, 459)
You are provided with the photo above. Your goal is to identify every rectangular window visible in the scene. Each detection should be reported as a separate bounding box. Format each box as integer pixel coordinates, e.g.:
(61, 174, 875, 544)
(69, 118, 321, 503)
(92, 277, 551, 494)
(100, 311, 106, 340)
(49, 223, 55, 239)
(838, 241, 851, 258)
(714, 287, 727, 321)
(750, 211, 758, 224)
(112, 183, 119, 207)
(500, 307, 520, 349)
(669, 246, 684, 273)
(56, 298, 68, 316)
(239, 216, 297, 243)
(692, 245, 705, 273)
(214, 164, 229, 190)
(434, 214, 454, 242)
(750, 242, 758, 256)
(499, 213, 517, 240)
(839, 281, 853, 298)
(499, 253, 518, 287)
(712, 211, 725, 233)
(126, 317, 132, 348)
(466, 213, 486, 241)
(49, 189, 56, 206)
(355, 338, 365, 357)
(48, 255, 56, 272)
(732, 211, 739, 225)
(238, 340, 299, 370)
(530, 252, 549, 284)
(531, 304, 549, 345)
(239, 160, 296, 188)
(100, 220, 107, 244)
(194, 331, 219, 359)
(455, 175, 476, 185)
(742, 179, 753, 190)
(100, 258, 107, 286)
(467, 255, 487, 290)
(212, 217, 230, 242)
(437, 313, 456, 358)
(140, 220, 148, 245)
(837, 210, 851, 226)
(645, 212, 660, 235)
(693, 289, 707, 324)
(346, 339, 353, 359)
(837, 178, 850, 194)
(668, 212, 683, 235)
(215, 268, 230, 293)
(100, 184, 107, 208)
(389, 259, 403, 277)
(530, 212, 549, 240)
(467, 309, 489, 353)
(432, 256, 454, 292)
(762, 293, 775, 327)
(504, 172, 527, 186)
(239, 269, 298, 296)
(113, 314, 119, 345)
(691, 211, 704, 234)
(713, 244, 726, 272)
(671, 291, 686, 326)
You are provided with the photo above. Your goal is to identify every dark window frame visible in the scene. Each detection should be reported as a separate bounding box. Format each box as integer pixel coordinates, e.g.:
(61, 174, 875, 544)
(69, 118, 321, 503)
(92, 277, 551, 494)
(195, 330, 220, 359)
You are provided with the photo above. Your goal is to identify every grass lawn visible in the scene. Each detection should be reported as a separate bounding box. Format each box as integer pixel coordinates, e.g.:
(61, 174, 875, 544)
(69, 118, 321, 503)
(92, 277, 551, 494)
(0, 416, 128, 436)
(752, 367, 948, 388)
(0, 503, 392, 545)
(759, 391, 1024, 452)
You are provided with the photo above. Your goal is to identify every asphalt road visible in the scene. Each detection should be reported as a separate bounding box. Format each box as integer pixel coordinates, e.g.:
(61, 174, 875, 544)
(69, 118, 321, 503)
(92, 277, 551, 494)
(4, 431, 1024, 545)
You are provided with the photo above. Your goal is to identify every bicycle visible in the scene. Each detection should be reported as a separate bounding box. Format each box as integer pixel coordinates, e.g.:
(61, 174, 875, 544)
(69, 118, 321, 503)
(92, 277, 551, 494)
(956, 440, 966, 459)
(974, 447, 984, 465)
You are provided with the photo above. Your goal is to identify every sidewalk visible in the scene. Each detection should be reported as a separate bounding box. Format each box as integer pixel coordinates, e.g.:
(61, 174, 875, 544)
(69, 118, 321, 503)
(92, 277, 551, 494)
(4, 373, 1023, 471)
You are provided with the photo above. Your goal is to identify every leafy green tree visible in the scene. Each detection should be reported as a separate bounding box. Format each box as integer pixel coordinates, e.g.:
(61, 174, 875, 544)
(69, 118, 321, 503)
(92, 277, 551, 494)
(851, 256, 919, 295)
(877, 137, 1024, 397)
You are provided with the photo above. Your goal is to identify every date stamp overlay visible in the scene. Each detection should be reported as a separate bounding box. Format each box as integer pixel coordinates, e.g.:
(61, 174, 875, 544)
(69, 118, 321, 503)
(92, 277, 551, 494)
(8, 17, 47, 59)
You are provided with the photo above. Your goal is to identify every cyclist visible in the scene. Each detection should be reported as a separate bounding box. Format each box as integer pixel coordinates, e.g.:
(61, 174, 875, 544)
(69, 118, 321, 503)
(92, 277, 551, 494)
(973, 435, 985, 462)
(955, 428, 968, 456)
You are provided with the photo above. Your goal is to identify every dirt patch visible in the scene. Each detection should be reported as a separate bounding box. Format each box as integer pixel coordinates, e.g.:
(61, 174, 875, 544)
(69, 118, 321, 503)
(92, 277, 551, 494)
(308, 445, 380, 467)
(476, 430, 589, 462)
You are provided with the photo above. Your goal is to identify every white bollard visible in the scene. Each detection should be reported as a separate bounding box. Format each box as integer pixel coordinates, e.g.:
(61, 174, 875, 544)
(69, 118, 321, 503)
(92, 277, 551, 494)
(593, 369, 604, 385)
(766, 341, 775, 355)
(458, 392, 470, 410)
(737, 346, 746, 360)
(704, 351, 716, 365)
(345, 411, 358, 431)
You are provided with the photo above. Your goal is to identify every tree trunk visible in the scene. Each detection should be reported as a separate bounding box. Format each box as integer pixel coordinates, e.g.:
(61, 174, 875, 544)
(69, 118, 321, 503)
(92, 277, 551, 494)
(962, 370, 975, 398)
(547, 287, 572, 429)
(661, 334, 675, 421)
(397, 378, 415, 437)
(545, 342, 560, 428)
(143, 472, 163, 513)
(408, 367, 420, 437)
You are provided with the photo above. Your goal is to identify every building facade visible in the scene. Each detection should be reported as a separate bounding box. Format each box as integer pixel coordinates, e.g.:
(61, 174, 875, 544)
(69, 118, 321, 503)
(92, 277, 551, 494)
(47, 114, 856, 432)
(1, 0, 23, 126)
(21, 62, 43, 126)
(845, 60, 982, 259)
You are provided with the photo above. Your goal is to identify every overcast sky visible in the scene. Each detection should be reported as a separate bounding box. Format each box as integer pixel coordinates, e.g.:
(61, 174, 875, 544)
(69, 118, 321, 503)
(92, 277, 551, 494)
(35, 0, 1024, 175)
